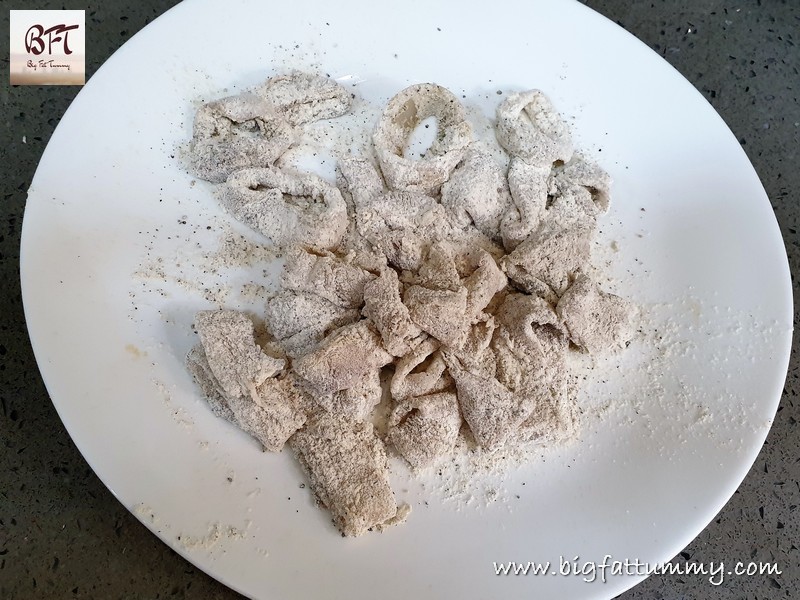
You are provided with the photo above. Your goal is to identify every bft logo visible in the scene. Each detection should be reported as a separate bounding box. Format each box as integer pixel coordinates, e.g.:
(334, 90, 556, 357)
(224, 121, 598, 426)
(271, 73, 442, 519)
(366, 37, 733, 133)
(25, 23, 80, 56)
(10, 10, 85, 85)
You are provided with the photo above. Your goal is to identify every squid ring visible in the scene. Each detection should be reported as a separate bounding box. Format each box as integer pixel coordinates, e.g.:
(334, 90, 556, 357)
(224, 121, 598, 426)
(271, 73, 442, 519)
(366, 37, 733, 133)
(221, 167, 348, 250)
(373, 83, 472, 195)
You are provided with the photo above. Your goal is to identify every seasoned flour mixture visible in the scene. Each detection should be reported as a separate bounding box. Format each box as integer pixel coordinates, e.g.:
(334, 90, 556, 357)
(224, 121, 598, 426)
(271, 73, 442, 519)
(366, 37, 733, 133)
(183, 72, 635, 536)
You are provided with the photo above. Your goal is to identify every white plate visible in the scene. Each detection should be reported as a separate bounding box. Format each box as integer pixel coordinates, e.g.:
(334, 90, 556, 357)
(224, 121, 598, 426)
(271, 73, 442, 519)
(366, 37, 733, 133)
(21, 0, 792, 598)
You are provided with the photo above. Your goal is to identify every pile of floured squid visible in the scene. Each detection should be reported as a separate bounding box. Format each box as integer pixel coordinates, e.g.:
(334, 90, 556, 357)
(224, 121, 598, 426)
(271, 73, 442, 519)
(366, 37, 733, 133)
(184, 72, 635, 536)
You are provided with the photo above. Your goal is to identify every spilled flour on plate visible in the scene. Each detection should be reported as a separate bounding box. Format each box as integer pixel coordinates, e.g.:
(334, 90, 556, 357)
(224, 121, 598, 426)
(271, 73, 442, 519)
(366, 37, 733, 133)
(134, 502, 253, 556)
(133, 221, 280, 307)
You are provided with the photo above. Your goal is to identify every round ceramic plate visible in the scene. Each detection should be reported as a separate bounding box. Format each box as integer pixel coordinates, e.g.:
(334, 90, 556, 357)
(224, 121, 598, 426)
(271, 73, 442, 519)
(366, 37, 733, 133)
(21, 0, 792, 598)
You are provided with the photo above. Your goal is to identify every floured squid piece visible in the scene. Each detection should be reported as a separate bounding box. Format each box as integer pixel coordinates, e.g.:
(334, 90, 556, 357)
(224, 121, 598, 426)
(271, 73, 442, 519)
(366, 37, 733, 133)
(255, 71, 352, 126)
(221, 168, 348, 251)
(495, 90, 574, 166)
(280, 246, 376, 308)
(388, 392, 461, 469)
(441, 144, 511, 239)
(556, 274, 636, 354)
(263, 290, 359, 358)
(189, 310, 306, 452)
(501, 222, 594, 303)
(189, 93, 295, 183)
(390, 338, 452, 402)
(292, 320, 393, 396)
(315, 370, 383, 422)
(500, 158, 550, 250)
(362, 267, 424, 357)
(290, 414, 398, 537)
(189, 73, 350, 183)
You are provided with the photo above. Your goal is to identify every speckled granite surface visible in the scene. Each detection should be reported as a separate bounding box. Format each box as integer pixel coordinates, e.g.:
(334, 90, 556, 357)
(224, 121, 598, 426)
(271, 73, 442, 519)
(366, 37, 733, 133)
(1, 1, 797, 598)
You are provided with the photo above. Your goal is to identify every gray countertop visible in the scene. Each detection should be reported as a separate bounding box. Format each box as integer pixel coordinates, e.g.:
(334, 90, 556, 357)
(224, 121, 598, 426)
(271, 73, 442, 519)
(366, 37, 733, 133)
(1, 1, 797, 598)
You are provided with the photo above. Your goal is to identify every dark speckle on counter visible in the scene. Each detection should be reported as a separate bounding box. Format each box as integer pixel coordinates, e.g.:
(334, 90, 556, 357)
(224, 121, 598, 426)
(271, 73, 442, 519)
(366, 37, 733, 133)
(0, 1, 797, 599)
